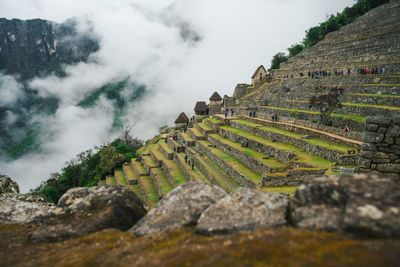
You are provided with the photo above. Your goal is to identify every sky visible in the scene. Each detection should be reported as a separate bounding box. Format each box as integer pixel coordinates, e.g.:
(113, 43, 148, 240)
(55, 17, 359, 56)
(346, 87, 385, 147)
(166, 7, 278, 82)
(0, 0, 355, 192)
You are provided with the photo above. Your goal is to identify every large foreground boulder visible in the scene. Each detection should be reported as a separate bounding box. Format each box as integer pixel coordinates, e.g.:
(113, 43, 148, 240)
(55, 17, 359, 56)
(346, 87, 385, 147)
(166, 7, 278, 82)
(196, 188, 289, 235)
(130, 182, 227, 236)
(290, 174, 400, 238)
(0, 193, 55, 224)
(0, 175, 19, 194)
(30, 186, 146, 242)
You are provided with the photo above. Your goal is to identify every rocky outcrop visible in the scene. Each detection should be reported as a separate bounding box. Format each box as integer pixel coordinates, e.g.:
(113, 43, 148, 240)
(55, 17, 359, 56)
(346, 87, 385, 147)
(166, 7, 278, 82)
(30, 186, 146, 242)
(196, 188, 289, 235)
(0, 193, 54, 224)
(130, 181, 227, 236)
(290, 174, 400, 238)
(0, 175, 19, 193)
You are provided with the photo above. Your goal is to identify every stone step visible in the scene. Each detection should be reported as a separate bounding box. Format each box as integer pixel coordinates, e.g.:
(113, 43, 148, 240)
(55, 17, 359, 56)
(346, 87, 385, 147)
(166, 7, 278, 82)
(158, 141, 174, 160)
(131, 159, 148, 177)
(187, 127, 207, 141)
(195, 121, 215, 136)
(229, 119, 358, 165)
(186, 147, 239, 192)
(207, 133, 288, 174)
(138, 176, 159, 208)
(105, 176, 116, 185)
(196, 140, 262, 188)
(141, 155, 160, 173)
(175, 153, 211, 184)
(166, 137, 185, 153)
(149, 167, 173, 198)
(178, 132, 196, 147)
(219, 125, 333, 170)
(150, 146, 187, 186)
(237, 116, 361, 148)
(114, 170, 128, 186)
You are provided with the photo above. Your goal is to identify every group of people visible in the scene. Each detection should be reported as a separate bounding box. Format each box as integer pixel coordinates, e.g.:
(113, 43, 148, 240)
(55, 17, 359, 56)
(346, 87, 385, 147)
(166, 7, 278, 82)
(303, 66, 394, 79)
(248, 111, 257, 118)
(223, 108, 235, 118)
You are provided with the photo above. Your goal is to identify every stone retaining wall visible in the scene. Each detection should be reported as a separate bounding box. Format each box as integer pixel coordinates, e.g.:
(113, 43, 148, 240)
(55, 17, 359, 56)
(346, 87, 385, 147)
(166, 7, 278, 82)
(262, 168, 327, 187)
(230, 121, 346, 163)
(358, 116, 400, 179)
(195, 141, 257, 188)
(207, 135, 284, 175)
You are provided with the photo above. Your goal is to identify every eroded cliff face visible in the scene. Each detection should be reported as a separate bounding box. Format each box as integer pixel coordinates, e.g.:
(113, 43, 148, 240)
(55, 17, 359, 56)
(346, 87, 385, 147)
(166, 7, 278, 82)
(0, 18, 99, 79)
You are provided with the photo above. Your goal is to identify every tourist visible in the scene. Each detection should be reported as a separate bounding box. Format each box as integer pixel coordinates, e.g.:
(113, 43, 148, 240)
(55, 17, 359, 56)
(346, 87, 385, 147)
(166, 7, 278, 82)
(343, 125, 350, 138)
(224, 108, 229, 119)
(231, 109, 235, 116)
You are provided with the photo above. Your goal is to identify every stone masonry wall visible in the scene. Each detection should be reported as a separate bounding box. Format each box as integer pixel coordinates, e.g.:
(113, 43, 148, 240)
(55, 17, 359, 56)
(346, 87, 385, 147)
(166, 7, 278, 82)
(358, 116, 400, 179)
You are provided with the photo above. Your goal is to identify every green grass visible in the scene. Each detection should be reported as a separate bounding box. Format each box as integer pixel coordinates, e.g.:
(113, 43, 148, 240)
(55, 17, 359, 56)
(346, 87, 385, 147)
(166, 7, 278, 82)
(199, 140, 262, 184)
(189, 127, 205, 138)
(114, 170, 128, 186)
(128, 184, 142, 199)
(159, 142, 173, 154)
(208, 117, 223, 124)
(123, 164, 137, 180)
(131, 160, 147, 176)
(198, 122, 213, 131)
(342, 102, 400, 111)
(139, 176, 159, 206)
(351, 93, 400, 99)
(361, 84, 400, 87)
(220, 126, 333, 169)
(143, 155, 159, 168)
(151, 168, 173, 196)
(262, 186, 298, 195)
(176, 153, 209, 183)
(234, 120, 351, 153)
(105, 176, 116, 185)
(209, 134, 287, 169)
(151, 146, 186, 185)
(260, 106, 366, 123)
(180, 132, 195, 143)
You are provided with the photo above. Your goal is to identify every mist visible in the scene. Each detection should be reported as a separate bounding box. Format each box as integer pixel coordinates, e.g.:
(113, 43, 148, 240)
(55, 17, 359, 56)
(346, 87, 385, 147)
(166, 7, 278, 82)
(0, 0, 354, 192)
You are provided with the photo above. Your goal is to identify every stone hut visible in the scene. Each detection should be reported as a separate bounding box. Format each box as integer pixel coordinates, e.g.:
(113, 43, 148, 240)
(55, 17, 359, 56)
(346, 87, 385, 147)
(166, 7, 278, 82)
(194, 101, 208, 116)
(174, 112, 189, 129)
(209, 92, 223, 115)
(251, 65, 267, 85)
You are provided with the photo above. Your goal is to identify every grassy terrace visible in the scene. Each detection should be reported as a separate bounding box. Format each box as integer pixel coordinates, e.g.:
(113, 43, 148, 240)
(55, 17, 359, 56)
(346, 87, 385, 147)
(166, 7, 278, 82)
(180, 132, 195, 143)
(351, 93, 400, 98)
(260, 106, 366, 123)
(123, 164, 137, 180)
(142, 155, 159, 169)
(198, 140, 263, 184)
(361, 84, 400, 87)
(151, 168, 173, 196)
(207, 117, 223, 124)
(209, 134, 287, 169)
(139, 176, 159, 207)
(106, 176, 116, 185)
(189, 147, 239, 192)
(114, 170, 128, 186)
(151, 146, 186, 185)
(176, 153, 209, 183)
(159, 142, 173, 154)
(343, 102, 400, 111)
(198, 122, 213, 132)
(262, 186, 298, 195)
(234, 119, 352, 154)
(131, 160, 147, 176)
(188, 127, 205, 139)
(220, 126, 333, 169)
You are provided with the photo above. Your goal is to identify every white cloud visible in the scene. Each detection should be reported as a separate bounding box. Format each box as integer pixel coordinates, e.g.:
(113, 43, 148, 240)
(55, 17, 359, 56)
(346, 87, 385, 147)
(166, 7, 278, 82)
(0, 0, 355, 191)
(0, 74, 23, 106)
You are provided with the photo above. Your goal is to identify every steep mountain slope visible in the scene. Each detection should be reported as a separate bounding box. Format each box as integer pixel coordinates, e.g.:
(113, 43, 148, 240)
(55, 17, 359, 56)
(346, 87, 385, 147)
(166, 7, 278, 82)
(0, 18, 99, 79)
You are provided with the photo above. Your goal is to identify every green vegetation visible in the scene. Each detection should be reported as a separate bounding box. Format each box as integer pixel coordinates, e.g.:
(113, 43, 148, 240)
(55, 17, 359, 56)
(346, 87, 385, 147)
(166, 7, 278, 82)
(139, 176, 159, 206)
(262, 186, 298, 195)
(33, 133, 143, 203)
(234, 120, 351, 153)
(309, 87, 344, 126)
(351, 93, 400, 98)
(270, 0, 390, 69)
(343, 102, 400, 111)
(220, 126, 333, 169)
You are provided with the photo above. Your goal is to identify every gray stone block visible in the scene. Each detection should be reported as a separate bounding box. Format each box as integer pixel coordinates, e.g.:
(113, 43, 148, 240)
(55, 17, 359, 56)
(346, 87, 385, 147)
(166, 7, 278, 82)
(387, 125, 400, 138)
(364, 132, 385, 143)
(376, 164, 400, 173)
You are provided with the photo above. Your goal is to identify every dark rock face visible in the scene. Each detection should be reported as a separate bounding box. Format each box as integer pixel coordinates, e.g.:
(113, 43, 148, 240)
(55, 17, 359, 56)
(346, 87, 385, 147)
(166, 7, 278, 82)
(130, 182, 227, 236)
(30, 186, 146, 242)
(290, 174, 400, 238)
(196, 188, 289, 235)
(0, 193, 54, 224)
(0, 175, 19, 193)
(0, 18, 99, 79)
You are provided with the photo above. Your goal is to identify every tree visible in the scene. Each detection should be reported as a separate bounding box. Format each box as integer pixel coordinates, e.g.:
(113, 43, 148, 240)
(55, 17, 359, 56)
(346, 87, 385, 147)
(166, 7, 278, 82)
(309, 87, 344, 126)
(288, 44, 304, 57)
(120, 125, 143, 151)
(270, 52, 288, 70)
(98, 146, 125, 177)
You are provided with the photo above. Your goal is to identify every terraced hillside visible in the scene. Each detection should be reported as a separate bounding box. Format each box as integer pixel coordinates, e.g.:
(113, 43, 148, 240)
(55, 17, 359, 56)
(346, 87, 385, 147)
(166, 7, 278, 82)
(234, 0, 400, 139)
(101, 114, 358, 206)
